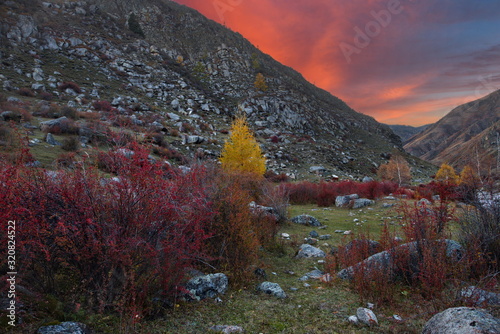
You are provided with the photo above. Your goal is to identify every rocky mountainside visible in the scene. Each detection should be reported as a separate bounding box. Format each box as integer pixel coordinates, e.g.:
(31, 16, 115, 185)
(0, 0, 433, 179)
(405, 89, 500, 172)
(388, 124, 431, 143)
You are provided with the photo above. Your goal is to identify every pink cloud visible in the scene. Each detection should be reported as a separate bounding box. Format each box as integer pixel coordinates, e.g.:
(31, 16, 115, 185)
(174, 0, 500, 125)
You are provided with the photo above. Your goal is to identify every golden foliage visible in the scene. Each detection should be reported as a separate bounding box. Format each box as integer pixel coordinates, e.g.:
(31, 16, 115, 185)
(435, 163, 459, 184)
(254, 73, 268, 92)
(377, 154, 411, 186)
(219, 115, 266, 176)
(459, 165, 480, 186)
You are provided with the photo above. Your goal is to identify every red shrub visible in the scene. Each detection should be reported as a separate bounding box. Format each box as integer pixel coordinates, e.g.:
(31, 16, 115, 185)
(93, 100, 113, 112)
(280, 181, 319, 205)
(17, 87, 35, 97)
(0, 145, 215, 316)
(58, 81, 81, 94)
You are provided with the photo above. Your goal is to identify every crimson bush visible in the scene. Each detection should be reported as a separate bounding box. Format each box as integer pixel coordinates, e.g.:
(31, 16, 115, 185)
(0, 144, 214, 316)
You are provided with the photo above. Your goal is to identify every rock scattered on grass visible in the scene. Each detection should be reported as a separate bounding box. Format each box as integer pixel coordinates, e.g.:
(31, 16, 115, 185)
(257, 281, 286, 299)
(37, 322, 90, 334)
(290, 214, 322, 227)
(295, 244, 326, 258)
(421, 307, 500, 334)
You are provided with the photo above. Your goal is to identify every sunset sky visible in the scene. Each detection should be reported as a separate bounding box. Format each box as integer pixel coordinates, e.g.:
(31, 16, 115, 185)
(172, 0, 500, 126)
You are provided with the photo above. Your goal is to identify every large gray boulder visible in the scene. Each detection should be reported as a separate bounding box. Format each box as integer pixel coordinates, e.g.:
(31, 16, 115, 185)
(257, 281, 286, 299)
(290, 214, 321, 227)
(352, 198, 374, 209)
(338, 239, 464, 280)
(39, 116, 68, 132)
(421, 307, 500, 334)
(37, 322, 90, 334)
(335, 194, 359, 207)
(185, 273, 228, 301)
(296, 244, 326, 258)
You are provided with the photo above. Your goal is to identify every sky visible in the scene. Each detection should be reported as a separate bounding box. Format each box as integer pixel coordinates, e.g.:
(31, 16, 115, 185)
(173, 0, 500, 126)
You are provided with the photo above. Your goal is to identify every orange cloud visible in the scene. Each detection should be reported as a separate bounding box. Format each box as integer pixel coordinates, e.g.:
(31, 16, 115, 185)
(174, 0, 500, 126)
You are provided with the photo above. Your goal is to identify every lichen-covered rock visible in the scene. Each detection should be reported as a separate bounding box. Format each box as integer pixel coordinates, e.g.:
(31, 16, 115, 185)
(290, 214, 321, 227)
(185, 273, 228, 301)
(352, 198, 374, 209)
(37, 322, 90, 334)
(296, 244, 326, 258)
(257, 281, 286, 299)
(356, 307, 378, 326)
(460, 286, 500, 306)
(338, 239, 464, 280)
(421, 307, 500, 334)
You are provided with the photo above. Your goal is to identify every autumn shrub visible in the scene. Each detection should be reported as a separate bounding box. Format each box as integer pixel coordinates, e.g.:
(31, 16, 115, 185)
(281, 181, 319, 205)
(264, 170, 290, 183)
(55, 152, 78, 168)
(92, 100, 113, 112)
(38, 91, 54, 101)
(151, 146, 187, 163)
(203, 170, 279, 282)
(61, 106, 79, 120)
(0, 145, 215, 317)
(458, 186, 500, 275)
(42, 118, 79, 135)
(283, 180, 399, 206)
(17, 87, 35, 97)
(61, 136, 79, 151)
(338, 198, 469, 304)
(58, 81, 82, 94)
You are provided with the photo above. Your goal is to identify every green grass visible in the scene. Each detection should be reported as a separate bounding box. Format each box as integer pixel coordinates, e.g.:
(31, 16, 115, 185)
(75, 203, 425, 334)
(4, 201, 463, 334)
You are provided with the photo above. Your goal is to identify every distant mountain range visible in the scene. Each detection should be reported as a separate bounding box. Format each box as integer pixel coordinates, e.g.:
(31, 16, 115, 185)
(387, 124, 431, 143)
(404, 89, 500, 173)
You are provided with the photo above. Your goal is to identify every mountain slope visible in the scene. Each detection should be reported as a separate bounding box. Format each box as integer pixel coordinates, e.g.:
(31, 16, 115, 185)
(388, 124, 431, 143)
(405, 89, 500, 171)
(0, 0, 433, 178)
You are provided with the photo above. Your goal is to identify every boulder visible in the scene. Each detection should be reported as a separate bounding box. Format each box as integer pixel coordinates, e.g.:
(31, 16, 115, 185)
(421, 307, 500, 334)
(309, 166, 326, 173)
(182, 135, 205, 144)
(257, 281, 286, 299)
(249, 201, 279, 221)
(45, 133, 61, 146)
(460, 286, 500, 306)
(296, 244, 326, 258)
(39, 116, 68, 132)
(356, 307, 378, 326)
(309, 230, 319, 238)
(37, 322, 90, 334)
(335, 194, 359, 207)
(290, 214, 321, 227)
(185, 273, 228, 301)
(352, 198, 374, 209)
(338, 239, 464, 280)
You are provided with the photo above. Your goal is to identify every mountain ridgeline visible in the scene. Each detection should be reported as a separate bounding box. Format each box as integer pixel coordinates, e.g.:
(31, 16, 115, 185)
(0, 0, 433, 178)
(405, 89, 500, 173)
